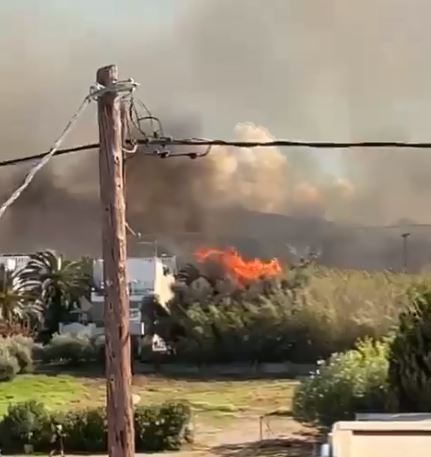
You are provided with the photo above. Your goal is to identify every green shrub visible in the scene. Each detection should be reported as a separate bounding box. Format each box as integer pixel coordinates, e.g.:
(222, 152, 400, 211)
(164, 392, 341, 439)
(158, 296, 298, 364)
(0, 401, 193, 453)
(0, 345, 19, 381)
(61, 408, 106, 452)
(0, 401, 48, 451)
(135, 402, 193, 452)
(388, 285, 431, 411)
(5, 337, 34, 373)
(159, 267, 414, 364)
(0, 336, 35, 378)
(14, 335, 38, 361)
(42, 333, 99, 365)
(8, 335, 34, 349)
(292, 338, 390, 428)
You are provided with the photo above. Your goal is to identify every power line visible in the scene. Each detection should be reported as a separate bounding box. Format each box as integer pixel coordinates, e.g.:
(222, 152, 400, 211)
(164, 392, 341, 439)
(0, 96, 92, 220)
(3, 138, 431, 169)
(0, 143, 99, 167)
(0, 79, 139, 219)
(138, 138, 431, 149)
(346, 223, 431, 230)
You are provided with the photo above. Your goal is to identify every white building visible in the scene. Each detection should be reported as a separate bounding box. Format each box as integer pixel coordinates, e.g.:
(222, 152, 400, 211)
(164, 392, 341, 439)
(43, 255, 175, 347)
(87, 256, 176, 331)
(0, 254, 30, 272)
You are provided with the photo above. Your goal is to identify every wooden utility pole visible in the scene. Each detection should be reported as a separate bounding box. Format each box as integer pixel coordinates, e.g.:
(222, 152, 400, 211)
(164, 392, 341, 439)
(97, 65, 135, 457)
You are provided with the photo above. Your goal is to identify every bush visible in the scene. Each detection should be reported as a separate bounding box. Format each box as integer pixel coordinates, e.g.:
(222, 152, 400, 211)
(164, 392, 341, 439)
(0, 401, 48, 451)
(135, 402, 193, 452)
(158, 267, 415, 364)
(0, 401, 193, 453)
(12, 335, 40, 363)
(0, 336, 35, 380)
(41, 333, 99, 365)
(388, 285, 431, 411)
(5, 337, 34, 373)
(61, 408, 106, 452)
(160, 299, 296, 364)
(292, 338, 390, 428)
(0, 345, 20, 381)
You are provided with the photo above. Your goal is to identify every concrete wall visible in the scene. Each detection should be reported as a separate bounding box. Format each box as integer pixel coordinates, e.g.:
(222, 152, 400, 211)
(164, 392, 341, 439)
(331, 421, 431, 457)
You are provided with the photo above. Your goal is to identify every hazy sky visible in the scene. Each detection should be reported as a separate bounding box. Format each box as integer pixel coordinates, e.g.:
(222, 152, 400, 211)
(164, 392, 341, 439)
(3, 0, 431, 156)
(2, 0, 431, 227)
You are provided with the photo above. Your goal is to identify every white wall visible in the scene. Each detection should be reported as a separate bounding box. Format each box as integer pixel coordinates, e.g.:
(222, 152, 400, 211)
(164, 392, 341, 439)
(92, 257, 175, 306)
(59, 322, 103, 337)
(331, 421, 431, 457)
(59, 320, 144, 336)
(93, 257, 157, 292)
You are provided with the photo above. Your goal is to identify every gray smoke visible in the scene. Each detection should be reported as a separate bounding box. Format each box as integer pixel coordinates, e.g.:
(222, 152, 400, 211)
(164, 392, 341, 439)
(2, 0, 431, 269)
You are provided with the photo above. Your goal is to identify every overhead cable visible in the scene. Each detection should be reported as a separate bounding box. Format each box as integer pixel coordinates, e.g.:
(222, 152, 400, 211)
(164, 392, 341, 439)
(0, 96, 92, 221)
(4, 138, 431, 169)
(0, 78, 138, 219)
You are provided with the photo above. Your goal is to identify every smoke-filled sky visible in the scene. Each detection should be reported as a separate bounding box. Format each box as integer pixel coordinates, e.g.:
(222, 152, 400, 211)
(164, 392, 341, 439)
(2, 0, 431, 258)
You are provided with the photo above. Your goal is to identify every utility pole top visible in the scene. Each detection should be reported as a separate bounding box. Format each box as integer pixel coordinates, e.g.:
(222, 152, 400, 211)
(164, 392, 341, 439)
(96, 65, 119, 86)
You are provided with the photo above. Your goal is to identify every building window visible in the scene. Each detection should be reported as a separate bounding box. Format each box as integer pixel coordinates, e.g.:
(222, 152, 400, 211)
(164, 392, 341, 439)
(128, 280, 152, 296)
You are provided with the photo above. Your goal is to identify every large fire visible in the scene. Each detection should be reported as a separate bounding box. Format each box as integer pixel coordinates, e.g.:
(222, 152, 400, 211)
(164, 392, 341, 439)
(194, 247, 282, 285)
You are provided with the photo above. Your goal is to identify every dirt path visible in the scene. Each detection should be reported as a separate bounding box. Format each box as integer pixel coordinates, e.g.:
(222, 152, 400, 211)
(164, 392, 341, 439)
(131, 375, 319, 456)
(160, 414, 317, 457)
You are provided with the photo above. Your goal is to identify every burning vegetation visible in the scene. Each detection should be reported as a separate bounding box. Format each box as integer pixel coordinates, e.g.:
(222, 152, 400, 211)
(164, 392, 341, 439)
(193, 247, 282, 287)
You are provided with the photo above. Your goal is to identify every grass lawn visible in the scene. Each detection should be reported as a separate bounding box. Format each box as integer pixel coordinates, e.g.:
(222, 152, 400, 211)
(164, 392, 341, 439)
(0, 373, 312, 455)
(0, 373, 297, 420)
(133, 377, 296, 416)
(0, 374, 95, 416)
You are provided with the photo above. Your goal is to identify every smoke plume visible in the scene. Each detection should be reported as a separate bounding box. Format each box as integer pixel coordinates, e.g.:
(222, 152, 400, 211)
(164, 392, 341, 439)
(2, 0, 431, 270)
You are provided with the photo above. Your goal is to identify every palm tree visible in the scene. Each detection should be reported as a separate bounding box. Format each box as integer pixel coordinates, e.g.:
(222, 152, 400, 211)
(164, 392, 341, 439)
(19, 251, 90, 335)
(0, 265, 41, 324)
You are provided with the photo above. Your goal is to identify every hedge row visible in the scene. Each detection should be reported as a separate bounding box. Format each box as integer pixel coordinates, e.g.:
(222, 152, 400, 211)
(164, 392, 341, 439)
(0, 400, 193, 453)
(154, 267, 411, 364)
(40, 333, 105, 365)
(0, 333, 106, 380)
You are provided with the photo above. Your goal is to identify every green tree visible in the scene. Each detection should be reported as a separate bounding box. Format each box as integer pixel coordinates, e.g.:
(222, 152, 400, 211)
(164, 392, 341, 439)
(19, 251, 89, 335)
(388, 284, 431, 411)
(0, 265, 40, 324)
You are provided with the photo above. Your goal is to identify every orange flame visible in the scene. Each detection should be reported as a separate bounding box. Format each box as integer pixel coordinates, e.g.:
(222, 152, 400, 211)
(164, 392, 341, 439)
(194, 247, 282, 284)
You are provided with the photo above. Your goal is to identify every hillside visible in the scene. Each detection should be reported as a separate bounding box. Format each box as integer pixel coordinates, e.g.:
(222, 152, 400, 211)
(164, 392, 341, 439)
(1, 201, 431, 271)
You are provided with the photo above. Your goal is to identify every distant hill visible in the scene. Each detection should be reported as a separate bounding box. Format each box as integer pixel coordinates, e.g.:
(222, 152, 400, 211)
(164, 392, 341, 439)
(2, 200, 431, 271)
(151, 208, 431, 272)
(210, 209, 431, 272)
